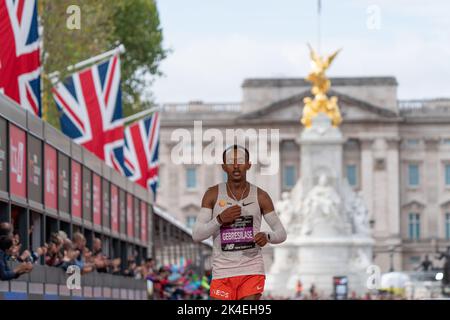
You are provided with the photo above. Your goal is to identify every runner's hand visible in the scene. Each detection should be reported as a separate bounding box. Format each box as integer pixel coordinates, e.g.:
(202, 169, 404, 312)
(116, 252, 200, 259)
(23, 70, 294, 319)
(254, 232, 268, 247)
(218, 205, 241, 225)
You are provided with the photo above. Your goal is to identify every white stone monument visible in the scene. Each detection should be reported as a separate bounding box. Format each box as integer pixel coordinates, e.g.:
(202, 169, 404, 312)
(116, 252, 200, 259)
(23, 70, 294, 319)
(266, 113, 375, 298)
(266, 46, 374, 298)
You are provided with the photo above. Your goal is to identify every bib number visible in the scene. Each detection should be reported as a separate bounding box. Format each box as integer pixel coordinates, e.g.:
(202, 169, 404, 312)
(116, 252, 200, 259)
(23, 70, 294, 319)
(220, 215, 255, 251)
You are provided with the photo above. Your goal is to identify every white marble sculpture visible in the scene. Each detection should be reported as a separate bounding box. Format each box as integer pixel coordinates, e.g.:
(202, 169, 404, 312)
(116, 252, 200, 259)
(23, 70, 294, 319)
(350, 191, 371, 237)
(341, 180, 371, 237)
(300, 173, 343, 236)
(275, 192, 294, 227)
(349, 248, 372, 271)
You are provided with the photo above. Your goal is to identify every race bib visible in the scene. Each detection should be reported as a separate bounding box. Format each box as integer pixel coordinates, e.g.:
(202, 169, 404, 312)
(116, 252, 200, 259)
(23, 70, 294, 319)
(220, 215, 255, 251)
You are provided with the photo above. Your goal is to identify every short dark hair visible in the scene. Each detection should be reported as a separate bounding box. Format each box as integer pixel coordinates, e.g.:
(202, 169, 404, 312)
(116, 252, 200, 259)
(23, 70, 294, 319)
(0, 222, 12, 237)
(0, 235, 13, 251)
(222, 145, 250, 163)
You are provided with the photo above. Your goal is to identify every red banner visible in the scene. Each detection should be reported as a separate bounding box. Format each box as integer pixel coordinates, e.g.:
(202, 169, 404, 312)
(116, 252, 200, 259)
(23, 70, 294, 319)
(44, 144, 57, 209)
(9, 124, 26, 198)
(111, 184, 119, 232)
(92, 174, 101, 225)
(141, 201, 147, 242)
(71, 161, 82, 218)
(127, 193, 133, 237)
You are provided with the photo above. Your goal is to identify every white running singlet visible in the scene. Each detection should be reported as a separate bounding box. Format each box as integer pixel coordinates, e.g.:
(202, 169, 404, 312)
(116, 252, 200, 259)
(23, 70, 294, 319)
(211, 182, 265, 279)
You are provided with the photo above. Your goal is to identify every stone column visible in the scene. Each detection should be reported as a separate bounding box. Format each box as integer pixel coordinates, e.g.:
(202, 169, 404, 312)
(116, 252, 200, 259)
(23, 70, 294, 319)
(360, 138, 374, 225)
(386, 138, 401, 239)
(386, 138, 402, 272)
(424, 138, 440, 239)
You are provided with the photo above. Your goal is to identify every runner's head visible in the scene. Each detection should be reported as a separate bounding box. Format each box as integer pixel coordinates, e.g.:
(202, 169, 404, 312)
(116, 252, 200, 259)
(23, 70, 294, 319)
(222, 145, 251, 182)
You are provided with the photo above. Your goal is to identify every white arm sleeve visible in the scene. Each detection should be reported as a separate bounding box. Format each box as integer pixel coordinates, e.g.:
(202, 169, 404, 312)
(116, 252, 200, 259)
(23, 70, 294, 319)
(192, 207, 221, 243)
(263, 211, 287, 244)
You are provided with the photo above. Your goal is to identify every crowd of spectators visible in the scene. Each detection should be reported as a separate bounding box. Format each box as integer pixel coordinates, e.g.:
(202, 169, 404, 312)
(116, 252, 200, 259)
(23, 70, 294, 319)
(1, 221, 154, 278)
(147, 261, 211, 300)
(1, 221, 212, 299)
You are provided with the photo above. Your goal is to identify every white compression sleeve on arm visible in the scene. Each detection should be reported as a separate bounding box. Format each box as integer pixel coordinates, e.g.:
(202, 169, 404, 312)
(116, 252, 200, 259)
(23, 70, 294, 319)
(192, 207, 221, 242)
(263, 211, 287, 244)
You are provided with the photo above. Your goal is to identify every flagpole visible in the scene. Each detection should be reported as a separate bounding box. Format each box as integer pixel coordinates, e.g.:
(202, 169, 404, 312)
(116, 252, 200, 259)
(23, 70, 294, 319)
(318, 0, 322, 55)
(38, 0, 46, 120)
(123, 105, 162, 124)
(48, 44, 125, 84)
(67, 44, 125, 72)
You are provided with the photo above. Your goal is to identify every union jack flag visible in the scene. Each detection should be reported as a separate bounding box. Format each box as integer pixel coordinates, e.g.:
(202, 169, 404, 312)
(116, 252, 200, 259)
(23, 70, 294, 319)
(52, 54, 124, 172)
(123, 112, 160, 198)
(0, 0, 41, 116)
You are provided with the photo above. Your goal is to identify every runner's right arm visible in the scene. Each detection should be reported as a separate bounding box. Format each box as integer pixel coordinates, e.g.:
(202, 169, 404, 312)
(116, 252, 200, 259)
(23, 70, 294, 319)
(192, 186, 241, 242)
(192, 186, 220, 242)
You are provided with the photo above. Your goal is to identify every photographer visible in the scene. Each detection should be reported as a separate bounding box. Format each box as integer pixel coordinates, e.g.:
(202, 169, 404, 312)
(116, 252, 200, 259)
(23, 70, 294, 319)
(0, 235, 33, 281)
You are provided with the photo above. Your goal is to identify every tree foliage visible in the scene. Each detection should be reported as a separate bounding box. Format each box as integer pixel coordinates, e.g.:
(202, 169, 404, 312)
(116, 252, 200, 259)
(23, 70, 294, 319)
(39, 0, 167, 128)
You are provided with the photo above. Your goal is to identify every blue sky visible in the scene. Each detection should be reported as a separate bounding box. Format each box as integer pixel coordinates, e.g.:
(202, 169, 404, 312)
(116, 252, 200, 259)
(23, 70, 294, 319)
(152, 0, 450, 102)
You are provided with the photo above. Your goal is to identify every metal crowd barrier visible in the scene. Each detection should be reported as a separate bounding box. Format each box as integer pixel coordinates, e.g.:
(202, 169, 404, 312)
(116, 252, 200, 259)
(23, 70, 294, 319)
(0, 263, 147, 300)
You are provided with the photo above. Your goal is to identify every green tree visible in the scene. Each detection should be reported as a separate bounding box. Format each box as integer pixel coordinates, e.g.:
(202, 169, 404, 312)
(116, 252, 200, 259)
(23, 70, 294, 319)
(39, 0, 167, 128)
(112, 0, 168, 117)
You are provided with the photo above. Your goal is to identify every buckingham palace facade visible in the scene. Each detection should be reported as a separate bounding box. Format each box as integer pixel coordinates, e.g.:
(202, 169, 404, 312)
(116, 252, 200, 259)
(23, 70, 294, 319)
(156, 76, 450, 272)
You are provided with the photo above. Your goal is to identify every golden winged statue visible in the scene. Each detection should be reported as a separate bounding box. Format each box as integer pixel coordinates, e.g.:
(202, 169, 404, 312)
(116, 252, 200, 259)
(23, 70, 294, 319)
(301, 44, 342, 127)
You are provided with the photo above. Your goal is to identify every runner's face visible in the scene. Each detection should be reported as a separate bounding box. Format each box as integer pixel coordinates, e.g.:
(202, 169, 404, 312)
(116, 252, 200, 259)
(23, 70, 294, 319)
(222, 148, 251, 182)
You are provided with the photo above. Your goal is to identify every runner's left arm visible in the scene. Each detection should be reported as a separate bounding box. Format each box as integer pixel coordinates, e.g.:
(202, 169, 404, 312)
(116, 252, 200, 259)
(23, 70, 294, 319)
(258, 189, 287, 244)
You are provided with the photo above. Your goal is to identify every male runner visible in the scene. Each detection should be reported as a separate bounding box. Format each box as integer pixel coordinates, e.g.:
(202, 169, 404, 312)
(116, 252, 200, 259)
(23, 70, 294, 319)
(192, 145, 287, 300)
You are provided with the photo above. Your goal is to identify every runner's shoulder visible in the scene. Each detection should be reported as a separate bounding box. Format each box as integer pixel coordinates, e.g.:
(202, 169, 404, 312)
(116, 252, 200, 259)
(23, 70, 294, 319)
(256, 187, 275, 214)
(256, 187, 271, 201)
(201, 185, 219, 208)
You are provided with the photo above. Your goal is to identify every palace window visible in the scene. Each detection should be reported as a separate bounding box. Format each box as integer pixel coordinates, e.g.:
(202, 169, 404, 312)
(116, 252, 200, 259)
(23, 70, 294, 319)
(406, 139, 420, 146)
(408, 213, 420, 240)
(283, 165, 296, 188)
(186, 216, 196, 229)
(445, 164, 450, 186)
(346, 164, 357, 187)
(186, 167, 197, 189)
(446, 213, 450, 240)
(408, 164, 420, 187)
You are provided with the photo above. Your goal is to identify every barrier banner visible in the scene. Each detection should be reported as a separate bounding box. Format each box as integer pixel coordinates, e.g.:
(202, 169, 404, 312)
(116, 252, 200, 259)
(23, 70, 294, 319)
(9, 124, 26, 198)
(71, 160, 82, 219)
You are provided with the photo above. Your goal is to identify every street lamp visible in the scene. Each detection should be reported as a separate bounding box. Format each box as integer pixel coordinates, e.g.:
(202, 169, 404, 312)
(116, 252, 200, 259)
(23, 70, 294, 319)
(369, 219, 375, 229)
(388, 245, 402, 272)
(389, 247, 395, 272)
